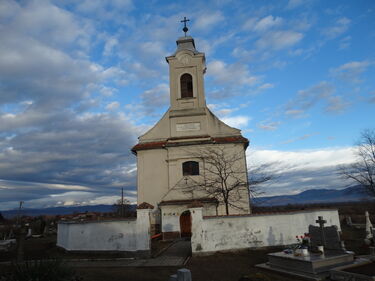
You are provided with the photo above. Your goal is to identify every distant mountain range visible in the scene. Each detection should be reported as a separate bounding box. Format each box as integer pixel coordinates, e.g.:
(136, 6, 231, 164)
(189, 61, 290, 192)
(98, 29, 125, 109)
(252, 185, 372, 206)
(1, 186, 372, 218)
(0, 204, 116, 218)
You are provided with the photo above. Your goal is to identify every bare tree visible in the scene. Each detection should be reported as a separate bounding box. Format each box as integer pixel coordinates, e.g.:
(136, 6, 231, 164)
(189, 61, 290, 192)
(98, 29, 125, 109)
(112, 198, 135, 217)
(178, 147, 275, 215)
(339, 129, 375, 196)
(248, 162, 277, 198)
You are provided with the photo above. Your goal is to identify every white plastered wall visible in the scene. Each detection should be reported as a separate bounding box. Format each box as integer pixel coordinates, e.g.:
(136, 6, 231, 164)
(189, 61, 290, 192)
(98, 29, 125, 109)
(190, 207, 341, 255)
(57, 209, 151, 252)
(137, 142, 250, 219)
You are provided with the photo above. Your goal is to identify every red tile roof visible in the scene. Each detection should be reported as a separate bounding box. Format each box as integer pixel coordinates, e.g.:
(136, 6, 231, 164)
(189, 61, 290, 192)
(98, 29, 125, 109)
(131, 136, 249, 153)
(159, 198, 218, 206)
(137, 202, 155, 209)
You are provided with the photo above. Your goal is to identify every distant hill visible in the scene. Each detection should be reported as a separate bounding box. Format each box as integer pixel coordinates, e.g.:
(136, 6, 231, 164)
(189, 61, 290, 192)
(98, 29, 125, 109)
(252, 185, 372, 206)
(1, 186, 372, 218)
(0, 204, 117, 218)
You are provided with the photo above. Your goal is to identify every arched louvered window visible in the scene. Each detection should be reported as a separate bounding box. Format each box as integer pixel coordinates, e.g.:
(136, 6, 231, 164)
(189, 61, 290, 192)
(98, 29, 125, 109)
(183, 161, 199, 176)
(180, 73, 193, 98)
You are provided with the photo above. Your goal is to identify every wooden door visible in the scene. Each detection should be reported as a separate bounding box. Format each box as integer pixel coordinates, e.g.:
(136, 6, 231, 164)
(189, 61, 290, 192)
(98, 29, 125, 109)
(180, 211, 192, 238)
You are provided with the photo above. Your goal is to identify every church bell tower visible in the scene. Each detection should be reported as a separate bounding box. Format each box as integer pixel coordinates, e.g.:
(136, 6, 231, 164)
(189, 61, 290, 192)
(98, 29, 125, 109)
(132, 18, 250, 237)
(166, 36, 206, 112)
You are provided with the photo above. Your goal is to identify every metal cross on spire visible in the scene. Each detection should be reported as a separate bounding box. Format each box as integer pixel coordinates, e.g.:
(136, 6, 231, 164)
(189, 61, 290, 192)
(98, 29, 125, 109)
(180, 17, 190, 36)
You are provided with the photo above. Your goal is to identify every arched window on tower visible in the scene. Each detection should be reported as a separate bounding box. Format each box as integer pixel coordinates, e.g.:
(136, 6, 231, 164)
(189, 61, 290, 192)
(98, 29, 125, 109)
(182, 161, 199, 176)
(180, 73, 193, 98)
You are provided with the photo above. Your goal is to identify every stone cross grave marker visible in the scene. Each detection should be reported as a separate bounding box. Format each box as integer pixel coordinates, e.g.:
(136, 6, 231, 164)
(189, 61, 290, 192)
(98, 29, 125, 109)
(316, 216, 327, 247)
(309, 216, 345, 252)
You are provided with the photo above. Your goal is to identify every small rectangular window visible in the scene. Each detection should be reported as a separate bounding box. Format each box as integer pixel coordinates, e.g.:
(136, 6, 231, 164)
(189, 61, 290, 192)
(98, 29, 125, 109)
(183, 161, 199, 176)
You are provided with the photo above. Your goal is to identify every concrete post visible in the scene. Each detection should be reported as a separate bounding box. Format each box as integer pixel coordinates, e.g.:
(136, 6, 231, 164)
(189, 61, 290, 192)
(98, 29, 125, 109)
(177, 268, 192, 281)
(169, 269, 192, 281)
(189, 207, 203, 254)
(136, 208, 152, 252)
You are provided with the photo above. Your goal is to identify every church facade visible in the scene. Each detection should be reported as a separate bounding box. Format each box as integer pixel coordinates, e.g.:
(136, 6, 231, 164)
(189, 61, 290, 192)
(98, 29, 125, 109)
(132, 35, 251, 239)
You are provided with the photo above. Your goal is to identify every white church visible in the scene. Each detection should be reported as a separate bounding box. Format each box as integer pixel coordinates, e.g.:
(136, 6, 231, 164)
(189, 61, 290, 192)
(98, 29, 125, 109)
(57, 23, 341, 255)
(132, 33, 251, 239)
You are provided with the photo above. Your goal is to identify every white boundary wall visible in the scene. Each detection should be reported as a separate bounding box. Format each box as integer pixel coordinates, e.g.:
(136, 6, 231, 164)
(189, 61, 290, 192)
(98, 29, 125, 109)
(190, 207, 340, 255)
(57, 209, 151, 253)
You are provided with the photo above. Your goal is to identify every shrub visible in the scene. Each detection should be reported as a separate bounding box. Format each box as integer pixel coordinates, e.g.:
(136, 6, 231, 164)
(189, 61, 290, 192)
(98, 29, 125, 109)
(1, 259, 81, 281)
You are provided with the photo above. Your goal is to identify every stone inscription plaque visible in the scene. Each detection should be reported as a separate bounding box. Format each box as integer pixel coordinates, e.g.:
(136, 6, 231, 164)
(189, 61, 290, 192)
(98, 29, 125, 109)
(176, 122, 201, 132)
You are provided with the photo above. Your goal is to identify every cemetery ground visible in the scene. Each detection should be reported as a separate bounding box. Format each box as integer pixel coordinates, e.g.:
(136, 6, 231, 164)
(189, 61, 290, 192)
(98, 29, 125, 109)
(0, 202, 374, 281)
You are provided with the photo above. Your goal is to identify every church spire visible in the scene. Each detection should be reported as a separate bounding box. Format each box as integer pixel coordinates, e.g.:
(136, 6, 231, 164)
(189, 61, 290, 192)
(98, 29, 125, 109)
(174, 17, 199, 55)
(180, 17, 190, 37)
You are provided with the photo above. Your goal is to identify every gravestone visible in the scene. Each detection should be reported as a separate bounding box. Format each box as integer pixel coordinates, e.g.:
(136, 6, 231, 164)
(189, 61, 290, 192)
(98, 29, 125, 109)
(365, 211, 373, 240)
(345, 216, 352, 226)
(309, 225, 346, 252)
(26, 228, 32, 238)
(257, 216, 355, 280)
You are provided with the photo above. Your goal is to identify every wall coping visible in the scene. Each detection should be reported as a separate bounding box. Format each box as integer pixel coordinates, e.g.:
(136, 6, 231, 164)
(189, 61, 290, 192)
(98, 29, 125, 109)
(203, 208, 338, 220)
(58, 218, 137, 225)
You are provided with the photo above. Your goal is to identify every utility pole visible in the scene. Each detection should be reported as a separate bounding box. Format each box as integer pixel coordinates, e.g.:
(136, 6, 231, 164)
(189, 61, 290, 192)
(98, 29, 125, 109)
(121, 188, 124, 217)
(16, 201, 24, 226)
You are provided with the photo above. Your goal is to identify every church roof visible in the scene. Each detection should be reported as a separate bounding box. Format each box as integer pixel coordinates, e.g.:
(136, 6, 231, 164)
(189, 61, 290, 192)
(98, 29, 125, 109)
(166, 36, 204, 58)
(159, 197, 218, 206)
(131, 135, 249, 154)
(176, 36, 199, 54)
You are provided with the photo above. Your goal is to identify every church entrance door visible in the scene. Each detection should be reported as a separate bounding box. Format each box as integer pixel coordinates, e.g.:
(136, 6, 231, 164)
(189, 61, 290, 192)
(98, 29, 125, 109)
(180, 210, 192, 238)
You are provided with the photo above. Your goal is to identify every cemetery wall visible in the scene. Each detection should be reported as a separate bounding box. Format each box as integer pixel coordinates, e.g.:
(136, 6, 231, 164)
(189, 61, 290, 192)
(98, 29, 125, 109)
(57, 209, 151, 256)
(190, 207, 340, 255)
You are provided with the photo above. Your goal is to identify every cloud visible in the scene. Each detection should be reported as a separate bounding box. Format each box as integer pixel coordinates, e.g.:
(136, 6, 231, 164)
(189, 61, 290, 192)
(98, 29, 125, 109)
(207, 60, 259, 86)
(106, 101, 120, 111)
(247, 147, 356, 195)
(221, 116, 251, 128)
(285, 81, 336, 115)
(286, 0, 304, 9)
(0, 1, 124, 111)
(253, 15, 283, 32)
(255, 30, 303, 50)
(70, 0, 134, 24)
(325, 96, 350, 113)
(369, 91, 375, 103)
(192, 11, 225, 32)
(257, 121, 281, 131)
(140, 83, 169, 113)
(249, 147, 355, 169)
(0, 110, 140, 209)
(339, 36, 351, 50)
(0, 0, 145, 210)
(323, 17, 351, 39)
(103, 37, 119, 57)
(330, 60, 372, 83)
(284, 109, 306, 118)
(281, 133, 319, 144)
(257, 83, 274, 90)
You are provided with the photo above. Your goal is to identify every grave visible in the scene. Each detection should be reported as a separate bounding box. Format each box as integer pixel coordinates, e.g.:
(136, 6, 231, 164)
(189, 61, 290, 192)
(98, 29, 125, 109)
(0, 239, 16, 252)
(330, 212, 375, 280)
(331, 260, 375, 281)
(256, 216, 356, 281)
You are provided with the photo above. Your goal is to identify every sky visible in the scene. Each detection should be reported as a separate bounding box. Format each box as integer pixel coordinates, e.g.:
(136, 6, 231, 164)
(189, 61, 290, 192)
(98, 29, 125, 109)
(0, 0, 374, 210)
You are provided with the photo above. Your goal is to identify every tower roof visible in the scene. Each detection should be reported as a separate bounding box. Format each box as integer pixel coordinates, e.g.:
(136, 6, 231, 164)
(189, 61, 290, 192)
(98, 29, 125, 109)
(172, 36, 202, 55)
